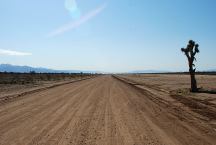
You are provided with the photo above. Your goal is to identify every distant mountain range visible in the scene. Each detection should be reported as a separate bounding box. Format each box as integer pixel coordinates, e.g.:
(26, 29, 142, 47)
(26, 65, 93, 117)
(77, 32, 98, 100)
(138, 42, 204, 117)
(205, 69, 216, 72)
(128, 69, 216, 74)
(0, 64, 99, 74)
(0, 64, 215, 74)
(128, 70, 170, 74)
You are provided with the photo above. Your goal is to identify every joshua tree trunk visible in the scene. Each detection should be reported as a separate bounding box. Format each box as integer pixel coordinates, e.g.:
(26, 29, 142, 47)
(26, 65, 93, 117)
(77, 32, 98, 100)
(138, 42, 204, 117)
(181, 40, 200, 92)
(189, 64, 198, 92)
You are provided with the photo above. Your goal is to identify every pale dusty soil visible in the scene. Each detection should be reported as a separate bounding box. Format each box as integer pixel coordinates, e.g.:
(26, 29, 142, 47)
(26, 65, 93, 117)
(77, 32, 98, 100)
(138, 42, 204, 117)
(0, 81, 61, 98)
(119, 74, 216, 105)
(118, 74, 216, 91)
(0, 77, 90, 99)
(0, 75, 216, 145)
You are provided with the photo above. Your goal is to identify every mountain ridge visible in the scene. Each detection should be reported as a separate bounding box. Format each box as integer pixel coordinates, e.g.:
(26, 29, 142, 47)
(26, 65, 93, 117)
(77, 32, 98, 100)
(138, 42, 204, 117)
(0, 64, 99, 74)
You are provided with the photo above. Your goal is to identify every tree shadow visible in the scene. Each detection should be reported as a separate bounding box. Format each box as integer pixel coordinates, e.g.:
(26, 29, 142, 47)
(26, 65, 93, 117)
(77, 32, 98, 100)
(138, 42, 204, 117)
(197, 88, 216, 94)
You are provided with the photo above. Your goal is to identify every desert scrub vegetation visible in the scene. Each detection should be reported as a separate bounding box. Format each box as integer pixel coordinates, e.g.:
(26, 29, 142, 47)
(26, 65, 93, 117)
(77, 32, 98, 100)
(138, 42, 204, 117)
(0, 72, 94, 84)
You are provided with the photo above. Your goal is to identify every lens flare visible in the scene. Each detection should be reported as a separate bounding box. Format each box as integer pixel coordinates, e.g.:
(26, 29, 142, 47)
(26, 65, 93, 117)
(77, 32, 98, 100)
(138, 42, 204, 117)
(65, 0, 81, 19)
(65, 0, 77, 11)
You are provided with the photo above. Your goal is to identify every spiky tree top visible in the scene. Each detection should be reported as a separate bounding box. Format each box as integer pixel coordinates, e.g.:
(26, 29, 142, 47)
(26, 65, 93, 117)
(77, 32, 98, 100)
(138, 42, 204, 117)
(181, 40, 200, 70)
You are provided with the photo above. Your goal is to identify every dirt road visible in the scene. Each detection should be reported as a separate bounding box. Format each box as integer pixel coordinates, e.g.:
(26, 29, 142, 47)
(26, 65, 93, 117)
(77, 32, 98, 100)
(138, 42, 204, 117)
(0, 76, 215, 145)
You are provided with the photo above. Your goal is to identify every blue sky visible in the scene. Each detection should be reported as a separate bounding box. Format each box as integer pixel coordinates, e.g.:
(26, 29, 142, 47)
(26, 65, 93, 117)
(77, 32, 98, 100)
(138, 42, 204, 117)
(0, 0, 215, 72)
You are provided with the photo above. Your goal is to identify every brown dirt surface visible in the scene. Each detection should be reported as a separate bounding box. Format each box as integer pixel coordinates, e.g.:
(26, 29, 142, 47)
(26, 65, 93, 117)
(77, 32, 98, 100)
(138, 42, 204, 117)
(0, 80, 74, 99)
(0, 75, 216, 145)
(0, 73, 93, 99)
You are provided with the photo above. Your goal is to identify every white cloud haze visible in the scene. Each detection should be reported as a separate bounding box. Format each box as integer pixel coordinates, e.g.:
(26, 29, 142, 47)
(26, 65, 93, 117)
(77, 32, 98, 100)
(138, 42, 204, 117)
(48, 3, 106, 37)
(0, 49, 32, 56)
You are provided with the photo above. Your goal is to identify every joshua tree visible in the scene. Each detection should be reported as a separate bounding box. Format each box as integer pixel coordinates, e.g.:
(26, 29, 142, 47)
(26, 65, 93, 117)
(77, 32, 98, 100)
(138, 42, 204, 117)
(181, 40, 200, 92)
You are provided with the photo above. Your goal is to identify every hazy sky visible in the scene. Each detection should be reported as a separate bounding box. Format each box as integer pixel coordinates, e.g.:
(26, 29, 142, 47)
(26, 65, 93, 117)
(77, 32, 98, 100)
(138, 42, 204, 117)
(0, 0, 215, 72)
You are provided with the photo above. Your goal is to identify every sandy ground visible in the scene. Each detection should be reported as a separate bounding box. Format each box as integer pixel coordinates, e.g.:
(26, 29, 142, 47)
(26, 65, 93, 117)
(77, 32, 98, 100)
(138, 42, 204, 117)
(118, 74, 216, 91)
(0, 75, 216, 145)
(0, 81, 64, 98)
(118, 74, 216, 105)
(0, 77, 91, 100)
